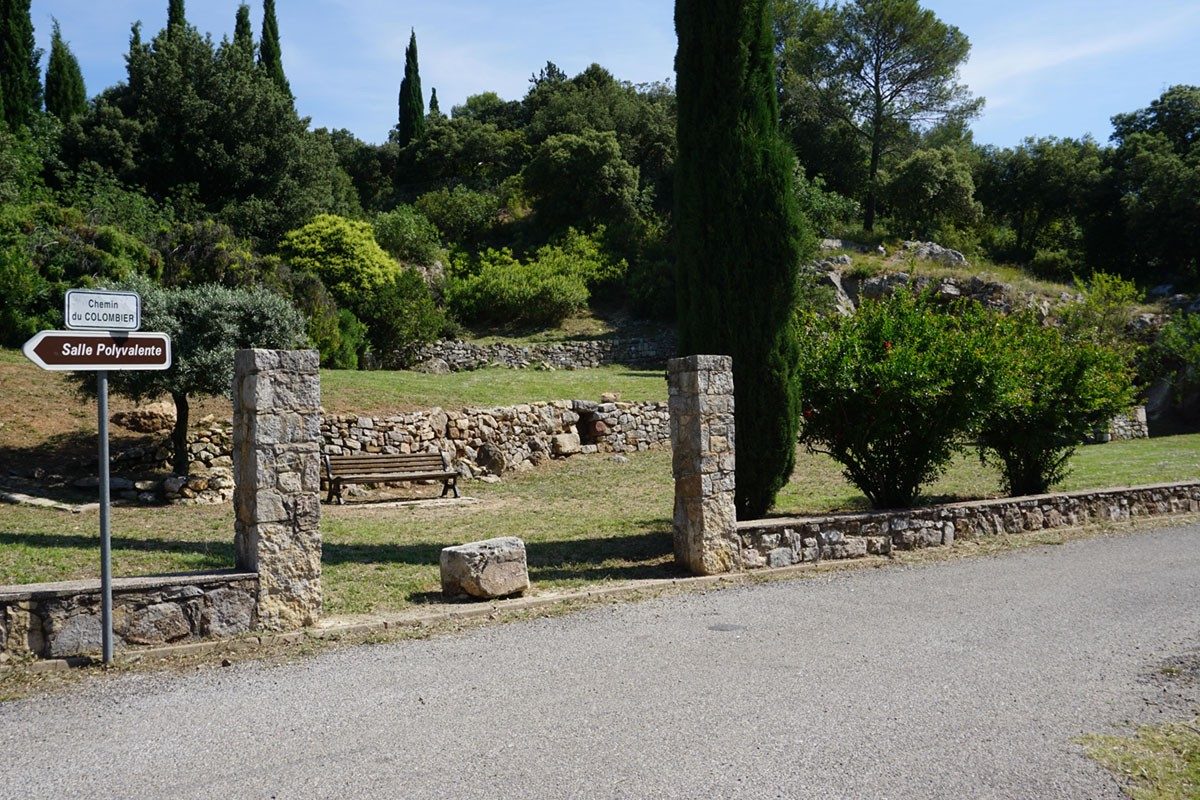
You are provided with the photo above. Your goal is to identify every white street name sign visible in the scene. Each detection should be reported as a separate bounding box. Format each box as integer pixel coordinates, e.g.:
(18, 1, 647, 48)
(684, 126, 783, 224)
(65, 289, 141, 332)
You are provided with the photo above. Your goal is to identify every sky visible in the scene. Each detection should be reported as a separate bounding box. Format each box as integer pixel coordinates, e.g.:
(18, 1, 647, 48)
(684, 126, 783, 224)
(27, 0, 1200, 148)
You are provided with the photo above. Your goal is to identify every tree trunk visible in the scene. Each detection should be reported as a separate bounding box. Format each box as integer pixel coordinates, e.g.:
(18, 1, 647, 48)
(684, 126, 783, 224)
(170, 392, 190, 476)
(864, 116, 883, 232)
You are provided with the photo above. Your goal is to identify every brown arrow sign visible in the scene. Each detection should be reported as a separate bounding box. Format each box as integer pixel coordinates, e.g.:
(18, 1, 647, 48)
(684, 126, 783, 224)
(22, 330, 172, 371)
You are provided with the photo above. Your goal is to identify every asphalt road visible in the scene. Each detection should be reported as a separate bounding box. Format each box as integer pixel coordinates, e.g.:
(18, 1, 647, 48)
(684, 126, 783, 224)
(3, 523, 1198, 800)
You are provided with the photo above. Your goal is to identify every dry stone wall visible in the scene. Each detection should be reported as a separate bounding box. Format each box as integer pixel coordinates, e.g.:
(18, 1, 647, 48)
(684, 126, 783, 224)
(0, 572, 257, 661)
(738, 481, 1200, 569)
(412, 335, 675, 373)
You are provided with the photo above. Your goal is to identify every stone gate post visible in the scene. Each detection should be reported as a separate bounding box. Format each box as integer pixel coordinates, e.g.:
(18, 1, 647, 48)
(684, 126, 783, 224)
(668, 355, 739, 575)
(233, 349, 322, 630)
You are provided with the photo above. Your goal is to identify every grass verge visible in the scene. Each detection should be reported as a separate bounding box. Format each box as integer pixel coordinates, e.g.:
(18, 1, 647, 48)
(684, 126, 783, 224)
(1081, 720, 1200, 799)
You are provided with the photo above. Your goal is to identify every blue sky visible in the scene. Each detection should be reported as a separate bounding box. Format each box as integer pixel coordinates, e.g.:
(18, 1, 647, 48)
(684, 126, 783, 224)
(29, 1, 1200, 147)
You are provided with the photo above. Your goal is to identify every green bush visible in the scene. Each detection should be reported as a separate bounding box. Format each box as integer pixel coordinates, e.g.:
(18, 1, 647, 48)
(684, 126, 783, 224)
(794, 168, 859, 236)
(373, 205, 442, 265)
(278, 214, 399, 307)
(1147, 312, 1200, 401)
(794, 293, 994, 508)
(446, 248, 588, 329)
(978, 313, 1134, 496)
(359, 269, 450, 368)
(414, 186, 500, 249)
(1059, 272, 1142, 368)
(883, 147, 982, 241)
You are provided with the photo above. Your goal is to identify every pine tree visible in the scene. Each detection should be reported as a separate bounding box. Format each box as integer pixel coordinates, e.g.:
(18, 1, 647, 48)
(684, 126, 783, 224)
(233, 4, 254, 64)
(428, 87, 441, 117)
(396, 29, 425, 146)
(674, 0, 815, 519)
(167, 0, 185, 34)
(258, 0, 291, 98)
(0, 0, 43, 128)
(44, 19, 87, 120)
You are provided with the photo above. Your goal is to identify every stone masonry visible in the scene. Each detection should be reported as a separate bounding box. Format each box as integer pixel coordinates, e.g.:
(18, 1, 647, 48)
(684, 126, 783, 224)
(233, 349, 323, 630)
(668, 355, 739, 576)
(412, 335, 675, 373)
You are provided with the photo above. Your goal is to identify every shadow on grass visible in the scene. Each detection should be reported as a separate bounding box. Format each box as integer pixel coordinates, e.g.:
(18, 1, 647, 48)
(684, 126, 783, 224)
(2, 526, 679, 585)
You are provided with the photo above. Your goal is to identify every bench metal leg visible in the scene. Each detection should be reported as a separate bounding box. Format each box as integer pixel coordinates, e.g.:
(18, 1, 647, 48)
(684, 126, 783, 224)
(441, 478, 460, 499)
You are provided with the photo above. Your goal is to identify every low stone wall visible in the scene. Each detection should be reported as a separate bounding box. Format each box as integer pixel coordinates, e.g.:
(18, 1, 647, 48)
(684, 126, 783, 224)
(738, 481, 1200, 569)
(323, 399, 671, 477)
(412, 335, 675, 373)
(0, 571, 257, 661)
(1088, 406, 1150, 443)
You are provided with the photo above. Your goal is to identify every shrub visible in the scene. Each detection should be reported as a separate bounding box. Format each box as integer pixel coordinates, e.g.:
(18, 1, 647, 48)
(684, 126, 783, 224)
(794, 168, 859, 236)
(883, 147, 982, 240)
(446, 248, 588, 329)
(358, 269, 450, 368)
(373, 205, 442, 265)
(414, 186, 500, 249)
(794, 293, 994, 508)
(1058, 272, 1142, 368)
(978, 313, 1134, 496)
(1147, 312, 1200, 401)
(278, 214, 398, 308)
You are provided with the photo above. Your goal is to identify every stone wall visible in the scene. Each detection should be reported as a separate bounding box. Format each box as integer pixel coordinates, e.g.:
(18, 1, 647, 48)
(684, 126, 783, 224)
(1087, 406, 1150, 443)
(0, 572, 257, 661)
(738, 481, 1200, 569)
(412, 335, 675, 373)
(323, 399, 671, 477)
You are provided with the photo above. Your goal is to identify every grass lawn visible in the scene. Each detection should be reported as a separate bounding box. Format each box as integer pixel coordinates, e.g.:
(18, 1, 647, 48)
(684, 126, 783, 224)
(1082, 719, 1200, 799)
(3, 434, 1197, 617)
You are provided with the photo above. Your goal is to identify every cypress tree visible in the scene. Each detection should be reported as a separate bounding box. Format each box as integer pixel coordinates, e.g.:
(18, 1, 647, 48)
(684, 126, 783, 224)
(428, 87, 441, 117)
(396, 29, 425, 146)
(258, 0, 291, 98)
(674, 0, 815, 518)
(0, 0, 43, 128)
(167, 0, 185, 33)
(44, 19, 87, 121)
(233, 4, 254, 64)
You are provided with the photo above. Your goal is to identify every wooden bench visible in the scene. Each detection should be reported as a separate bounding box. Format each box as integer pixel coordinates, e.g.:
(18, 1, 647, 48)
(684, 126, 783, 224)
(322, 452, 460, 504)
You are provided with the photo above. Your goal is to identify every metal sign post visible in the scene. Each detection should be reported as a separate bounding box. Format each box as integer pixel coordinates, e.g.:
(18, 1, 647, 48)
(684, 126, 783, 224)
(22, 290, 171, 665)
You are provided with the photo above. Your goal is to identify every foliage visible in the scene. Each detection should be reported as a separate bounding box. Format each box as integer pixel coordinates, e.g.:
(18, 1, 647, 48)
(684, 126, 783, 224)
(884, 147, 982, 239)
(64, 18, 354, 243)
(978, 313, 1133, 496)
(404, 113, 526, 191)
(794, 293, 994, 508)
(523, 129, 642, 237)
(1147, 313, 1200, 402)
(0, 0, 42, 129)
(1058, 272, 1142, 368)
(778, 0, 981, 230)
(675, 0, 816, 518)
(357, 268, 448, 368)
(397, 30, 425, 147)
(415, 185, 500, 249)
(278, 214, 399, 308)
(446, 230, 623, 329)
(258, 0, 290, 98)
(373, 204, 441, 265)
(794, 167, 859, 235)
(157, 219, 259, 287)
(44, 19, 87, 121)
(72, 275, 306, 473)
(0, 202, 159, 345)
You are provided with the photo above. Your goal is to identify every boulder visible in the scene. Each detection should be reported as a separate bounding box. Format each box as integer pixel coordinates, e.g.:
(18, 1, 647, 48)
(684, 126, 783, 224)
(110, 401, 177, 433)
(551, 432, 581, 457)
(440, 537, 530, 599)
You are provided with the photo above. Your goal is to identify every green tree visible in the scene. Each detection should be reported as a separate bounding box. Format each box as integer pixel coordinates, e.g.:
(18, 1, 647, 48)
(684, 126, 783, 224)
(258, 0, 291, 98)
(781, 0, 980, 230)
(232, 4, 254, 64)
(73, 277, 307, 474)
(0, 0, 43, 129)
(429, 87, 441, 117)
(43, 19, 87, 121)
(883, 147, 981, 240)
(397, 29, 425, 147)
(675, 0, 815, 519)
(523, 129, 641, 236)
(167, 0, 185, 33)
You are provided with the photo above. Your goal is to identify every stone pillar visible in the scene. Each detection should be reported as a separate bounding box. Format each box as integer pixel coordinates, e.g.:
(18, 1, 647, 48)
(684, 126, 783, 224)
(668, 355, 739, 575)
(233, 349, 323, 630)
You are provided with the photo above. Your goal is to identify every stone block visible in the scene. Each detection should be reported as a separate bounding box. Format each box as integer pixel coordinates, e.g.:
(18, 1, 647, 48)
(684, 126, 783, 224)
(441, 537, 530, 599)
(202, 586, 257, 637)
(121, 602, 192, 645)
(551, 432, 582, 456)
(45, 607, 101, 658)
